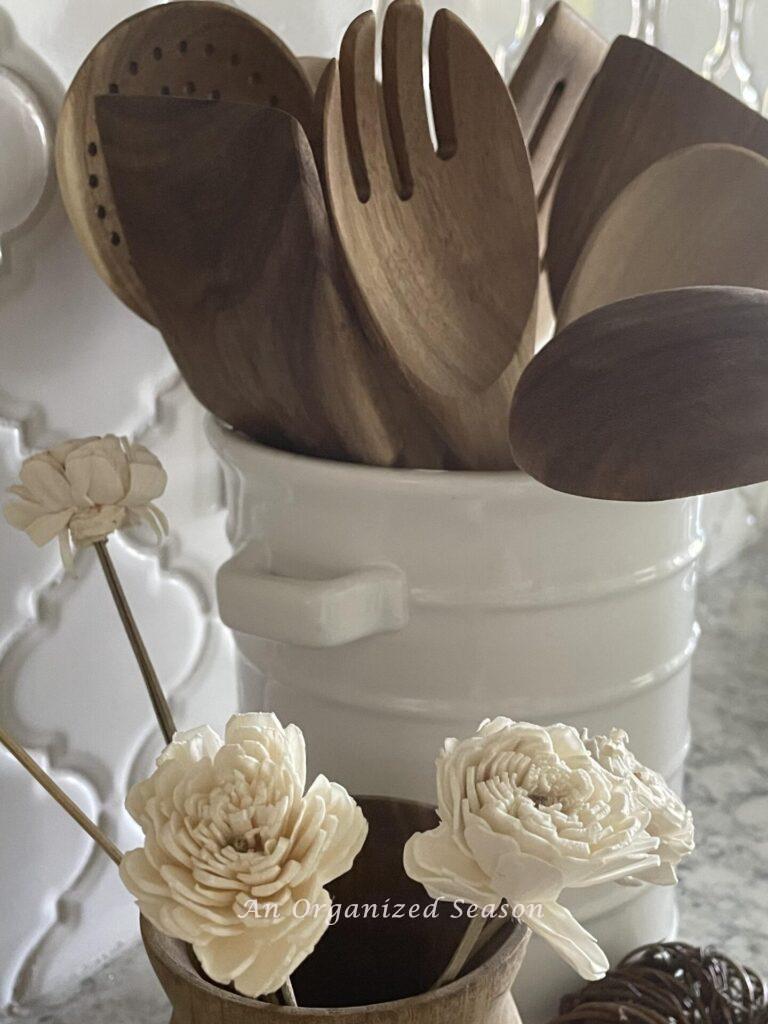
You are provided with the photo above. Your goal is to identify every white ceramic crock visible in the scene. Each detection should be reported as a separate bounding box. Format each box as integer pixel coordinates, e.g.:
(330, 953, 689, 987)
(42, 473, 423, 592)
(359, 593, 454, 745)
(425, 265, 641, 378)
(207, 417, 703, 1023)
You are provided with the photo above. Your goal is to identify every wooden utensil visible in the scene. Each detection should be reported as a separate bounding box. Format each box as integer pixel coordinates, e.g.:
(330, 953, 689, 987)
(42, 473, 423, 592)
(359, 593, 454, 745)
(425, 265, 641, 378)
(547, 36, 768, 311)
(321, 0, 538, 399)
(558, 144, 768, 328)
(96, 95, 440, 467)
(509, 2, 607, 206)
(509, 287, 768, 501)
(56, 0, 314, 324)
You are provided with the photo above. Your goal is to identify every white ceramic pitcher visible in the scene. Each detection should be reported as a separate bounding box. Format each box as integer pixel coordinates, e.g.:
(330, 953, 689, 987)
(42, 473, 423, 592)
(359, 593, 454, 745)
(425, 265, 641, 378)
(208, 417, 702, 1023)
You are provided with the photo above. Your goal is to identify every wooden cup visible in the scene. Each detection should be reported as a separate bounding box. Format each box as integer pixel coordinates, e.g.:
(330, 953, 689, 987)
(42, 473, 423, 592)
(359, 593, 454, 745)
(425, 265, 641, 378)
(141, 796, 529, 1023)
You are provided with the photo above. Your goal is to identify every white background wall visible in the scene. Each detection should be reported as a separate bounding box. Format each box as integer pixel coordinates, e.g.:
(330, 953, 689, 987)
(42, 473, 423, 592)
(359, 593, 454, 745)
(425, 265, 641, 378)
(1, 0, 766, 1011)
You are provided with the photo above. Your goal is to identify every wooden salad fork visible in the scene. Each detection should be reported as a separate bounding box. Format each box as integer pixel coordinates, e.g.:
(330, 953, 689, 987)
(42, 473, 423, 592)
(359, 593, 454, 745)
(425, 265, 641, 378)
(320, 0, 538, 403)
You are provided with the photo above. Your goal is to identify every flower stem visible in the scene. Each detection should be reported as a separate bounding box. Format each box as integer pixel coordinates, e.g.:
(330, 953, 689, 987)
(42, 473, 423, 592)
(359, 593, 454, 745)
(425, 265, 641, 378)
(94, 540, 175, 745)
(0, 726, 123, 865)
(430, 912, 488, 990)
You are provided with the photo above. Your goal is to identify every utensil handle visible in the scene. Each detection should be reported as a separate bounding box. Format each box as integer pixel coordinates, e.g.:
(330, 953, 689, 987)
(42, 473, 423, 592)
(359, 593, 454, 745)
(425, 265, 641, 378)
(509, 4, 607, 199)
(216, 554, 408, 647)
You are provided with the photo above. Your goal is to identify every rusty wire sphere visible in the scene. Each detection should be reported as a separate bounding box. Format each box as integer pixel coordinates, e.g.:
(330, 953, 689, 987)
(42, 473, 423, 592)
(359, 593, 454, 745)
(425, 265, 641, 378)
(550, 942, 768, 1024)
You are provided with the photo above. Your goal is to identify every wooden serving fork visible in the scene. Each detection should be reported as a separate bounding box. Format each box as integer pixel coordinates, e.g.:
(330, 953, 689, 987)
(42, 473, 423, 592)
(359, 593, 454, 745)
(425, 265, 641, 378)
(320, 0, 538, 404)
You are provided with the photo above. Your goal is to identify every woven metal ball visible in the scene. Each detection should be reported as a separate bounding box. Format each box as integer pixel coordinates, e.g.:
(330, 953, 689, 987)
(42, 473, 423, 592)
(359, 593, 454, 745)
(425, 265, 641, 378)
(550, 942, 768, 1024)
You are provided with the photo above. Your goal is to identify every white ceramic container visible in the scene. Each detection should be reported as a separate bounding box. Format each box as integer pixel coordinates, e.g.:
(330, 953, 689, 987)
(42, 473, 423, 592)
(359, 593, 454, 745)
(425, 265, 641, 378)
(208, 417, 703, 1023)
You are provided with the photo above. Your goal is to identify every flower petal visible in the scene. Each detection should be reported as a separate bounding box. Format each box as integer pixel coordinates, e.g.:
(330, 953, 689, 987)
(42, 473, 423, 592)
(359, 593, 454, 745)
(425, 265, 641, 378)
(465, 815, 564, 904)
(522, 901, 609, 981)
(25, 508, 75, 547)
(4, 498, 46, 531)
(157, 725, 223, 767)
(66, 453, 125, 505)
(304, 775, 367, 884)
(403, 825, 496, 906)
(197, 889, 332, 997)
(20, 460, 73, 511)
(122, 462, 167, 506)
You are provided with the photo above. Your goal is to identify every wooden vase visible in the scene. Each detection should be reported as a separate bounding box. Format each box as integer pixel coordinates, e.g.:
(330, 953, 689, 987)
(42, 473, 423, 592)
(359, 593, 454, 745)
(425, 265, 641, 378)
(141, 796, 529, 1023)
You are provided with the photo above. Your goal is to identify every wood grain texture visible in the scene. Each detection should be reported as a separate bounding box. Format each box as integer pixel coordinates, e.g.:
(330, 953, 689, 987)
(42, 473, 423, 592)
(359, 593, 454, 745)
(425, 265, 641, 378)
(321, 0, 538, 400)
(557, 144, 768, 328)
(509, 287, 768, 501)
(96, 95, 441, 466)
(141, 797, 528, 1022)
(509, 1, 606, 203)
(546, 36, 768, 311)
(56, 0, 314, 324)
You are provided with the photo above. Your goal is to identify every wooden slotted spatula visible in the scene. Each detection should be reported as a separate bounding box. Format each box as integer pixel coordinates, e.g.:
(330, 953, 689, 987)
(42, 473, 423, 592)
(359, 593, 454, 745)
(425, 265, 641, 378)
(546, 36, 768, 311)
(509, 286, 768, 501)
(557, 143, 768, 328)
(56, 1, 314, 324)
(96, 95, 439, 467)
(509, 2, 607, 208)
(321, 0, 538, 400)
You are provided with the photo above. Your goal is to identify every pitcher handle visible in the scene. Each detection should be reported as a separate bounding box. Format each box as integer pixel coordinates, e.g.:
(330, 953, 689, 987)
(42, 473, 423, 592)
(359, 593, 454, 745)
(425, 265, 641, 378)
(216, 551, 409, 647)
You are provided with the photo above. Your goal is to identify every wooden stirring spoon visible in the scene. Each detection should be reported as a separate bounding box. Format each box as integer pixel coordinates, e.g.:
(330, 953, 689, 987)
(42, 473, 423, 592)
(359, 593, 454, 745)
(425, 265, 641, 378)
(322, 0, 538, 400)
(96, 95, 437, 466)
(57, 1, 314, 324)
(558, 144, 768, 329)
(509, 287, 768, 501)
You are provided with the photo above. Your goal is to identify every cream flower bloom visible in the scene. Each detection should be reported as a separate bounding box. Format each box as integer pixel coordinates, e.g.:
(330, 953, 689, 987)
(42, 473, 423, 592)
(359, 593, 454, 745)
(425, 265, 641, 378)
(584, 728, 694, 885)
(404, 718, 667, 981)
(120, 713, 368, 999)
(3, 435, 168, 569)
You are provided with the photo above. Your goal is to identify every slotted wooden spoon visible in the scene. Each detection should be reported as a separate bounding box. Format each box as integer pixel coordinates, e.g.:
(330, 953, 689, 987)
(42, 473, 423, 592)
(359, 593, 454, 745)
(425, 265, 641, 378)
(557, 144, 768, 328)
(547, 36, 768, 311)
(509, 2, 607, 208)
(509, 287, 768, 501)
(96, 95, 441, 467)
(321, 0, 538, 400)
(56, 0, 314, 324)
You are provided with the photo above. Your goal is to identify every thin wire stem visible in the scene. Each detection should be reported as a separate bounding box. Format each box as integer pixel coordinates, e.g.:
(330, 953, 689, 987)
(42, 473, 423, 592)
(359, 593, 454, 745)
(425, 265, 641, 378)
(94, 540, 175, 745)
(0, 726, 123, 865)
(430, 912, 488, 990)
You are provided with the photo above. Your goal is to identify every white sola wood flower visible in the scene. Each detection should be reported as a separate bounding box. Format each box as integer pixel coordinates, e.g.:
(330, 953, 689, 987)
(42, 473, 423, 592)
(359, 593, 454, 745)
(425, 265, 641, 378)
(120, 713, 368, 999)
(584, 727, 694, 885)
(404, 718, 692, 981)
(3, 434, 168, 569)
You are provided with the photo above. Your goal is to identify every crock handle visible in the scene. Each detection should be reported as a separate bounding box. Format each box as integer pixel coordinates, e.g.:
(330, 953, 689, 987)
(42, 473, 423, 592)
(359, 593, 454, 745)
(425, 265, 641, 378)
(216, 552, 409, 647)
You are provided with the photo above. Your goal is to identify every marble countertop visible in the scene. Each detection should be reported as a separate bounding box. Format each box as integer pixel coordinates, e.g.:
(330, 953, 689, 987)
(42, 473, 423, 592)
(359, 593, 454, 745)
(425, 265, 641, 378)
(5, 536, 767, 1024)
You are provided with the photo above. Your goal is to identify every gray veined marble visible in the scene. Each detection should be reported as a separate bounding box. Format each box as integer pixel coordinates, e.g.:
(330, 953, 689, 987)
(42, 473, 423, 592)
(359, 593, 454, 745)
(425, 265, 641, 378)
(677, 533, 768, 966)
(3, 533, 767, 1024)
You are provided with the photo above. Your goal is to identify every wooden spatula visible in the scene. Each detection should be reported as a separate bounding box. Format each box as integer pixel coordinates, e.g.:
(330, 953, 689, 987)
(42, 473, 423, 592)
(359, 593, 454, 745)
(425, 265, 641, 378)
(547, 36, 768, 311)
(558, 144, 768, 328)
(509, 2, 607, 206)
(96, 95, 435, 467)
(509, 287, 768, 501)
(57, 1, 314, 324)
(321, 0, 538, 400)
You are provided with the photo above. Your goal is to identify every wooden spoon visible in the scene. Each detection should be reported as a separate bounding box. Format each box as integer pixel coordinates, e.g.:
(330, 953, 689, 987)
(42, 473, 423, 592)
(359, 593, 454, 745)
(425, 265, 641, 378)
(509, 2, 607, 208)
(558, 144, 768, 328)
(96, 95, 438, 467)
(56, 0, 314, 324)
(547, 36, 768, 311)
(321, 0, 538, 399)
(509, 287, 768, 501)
